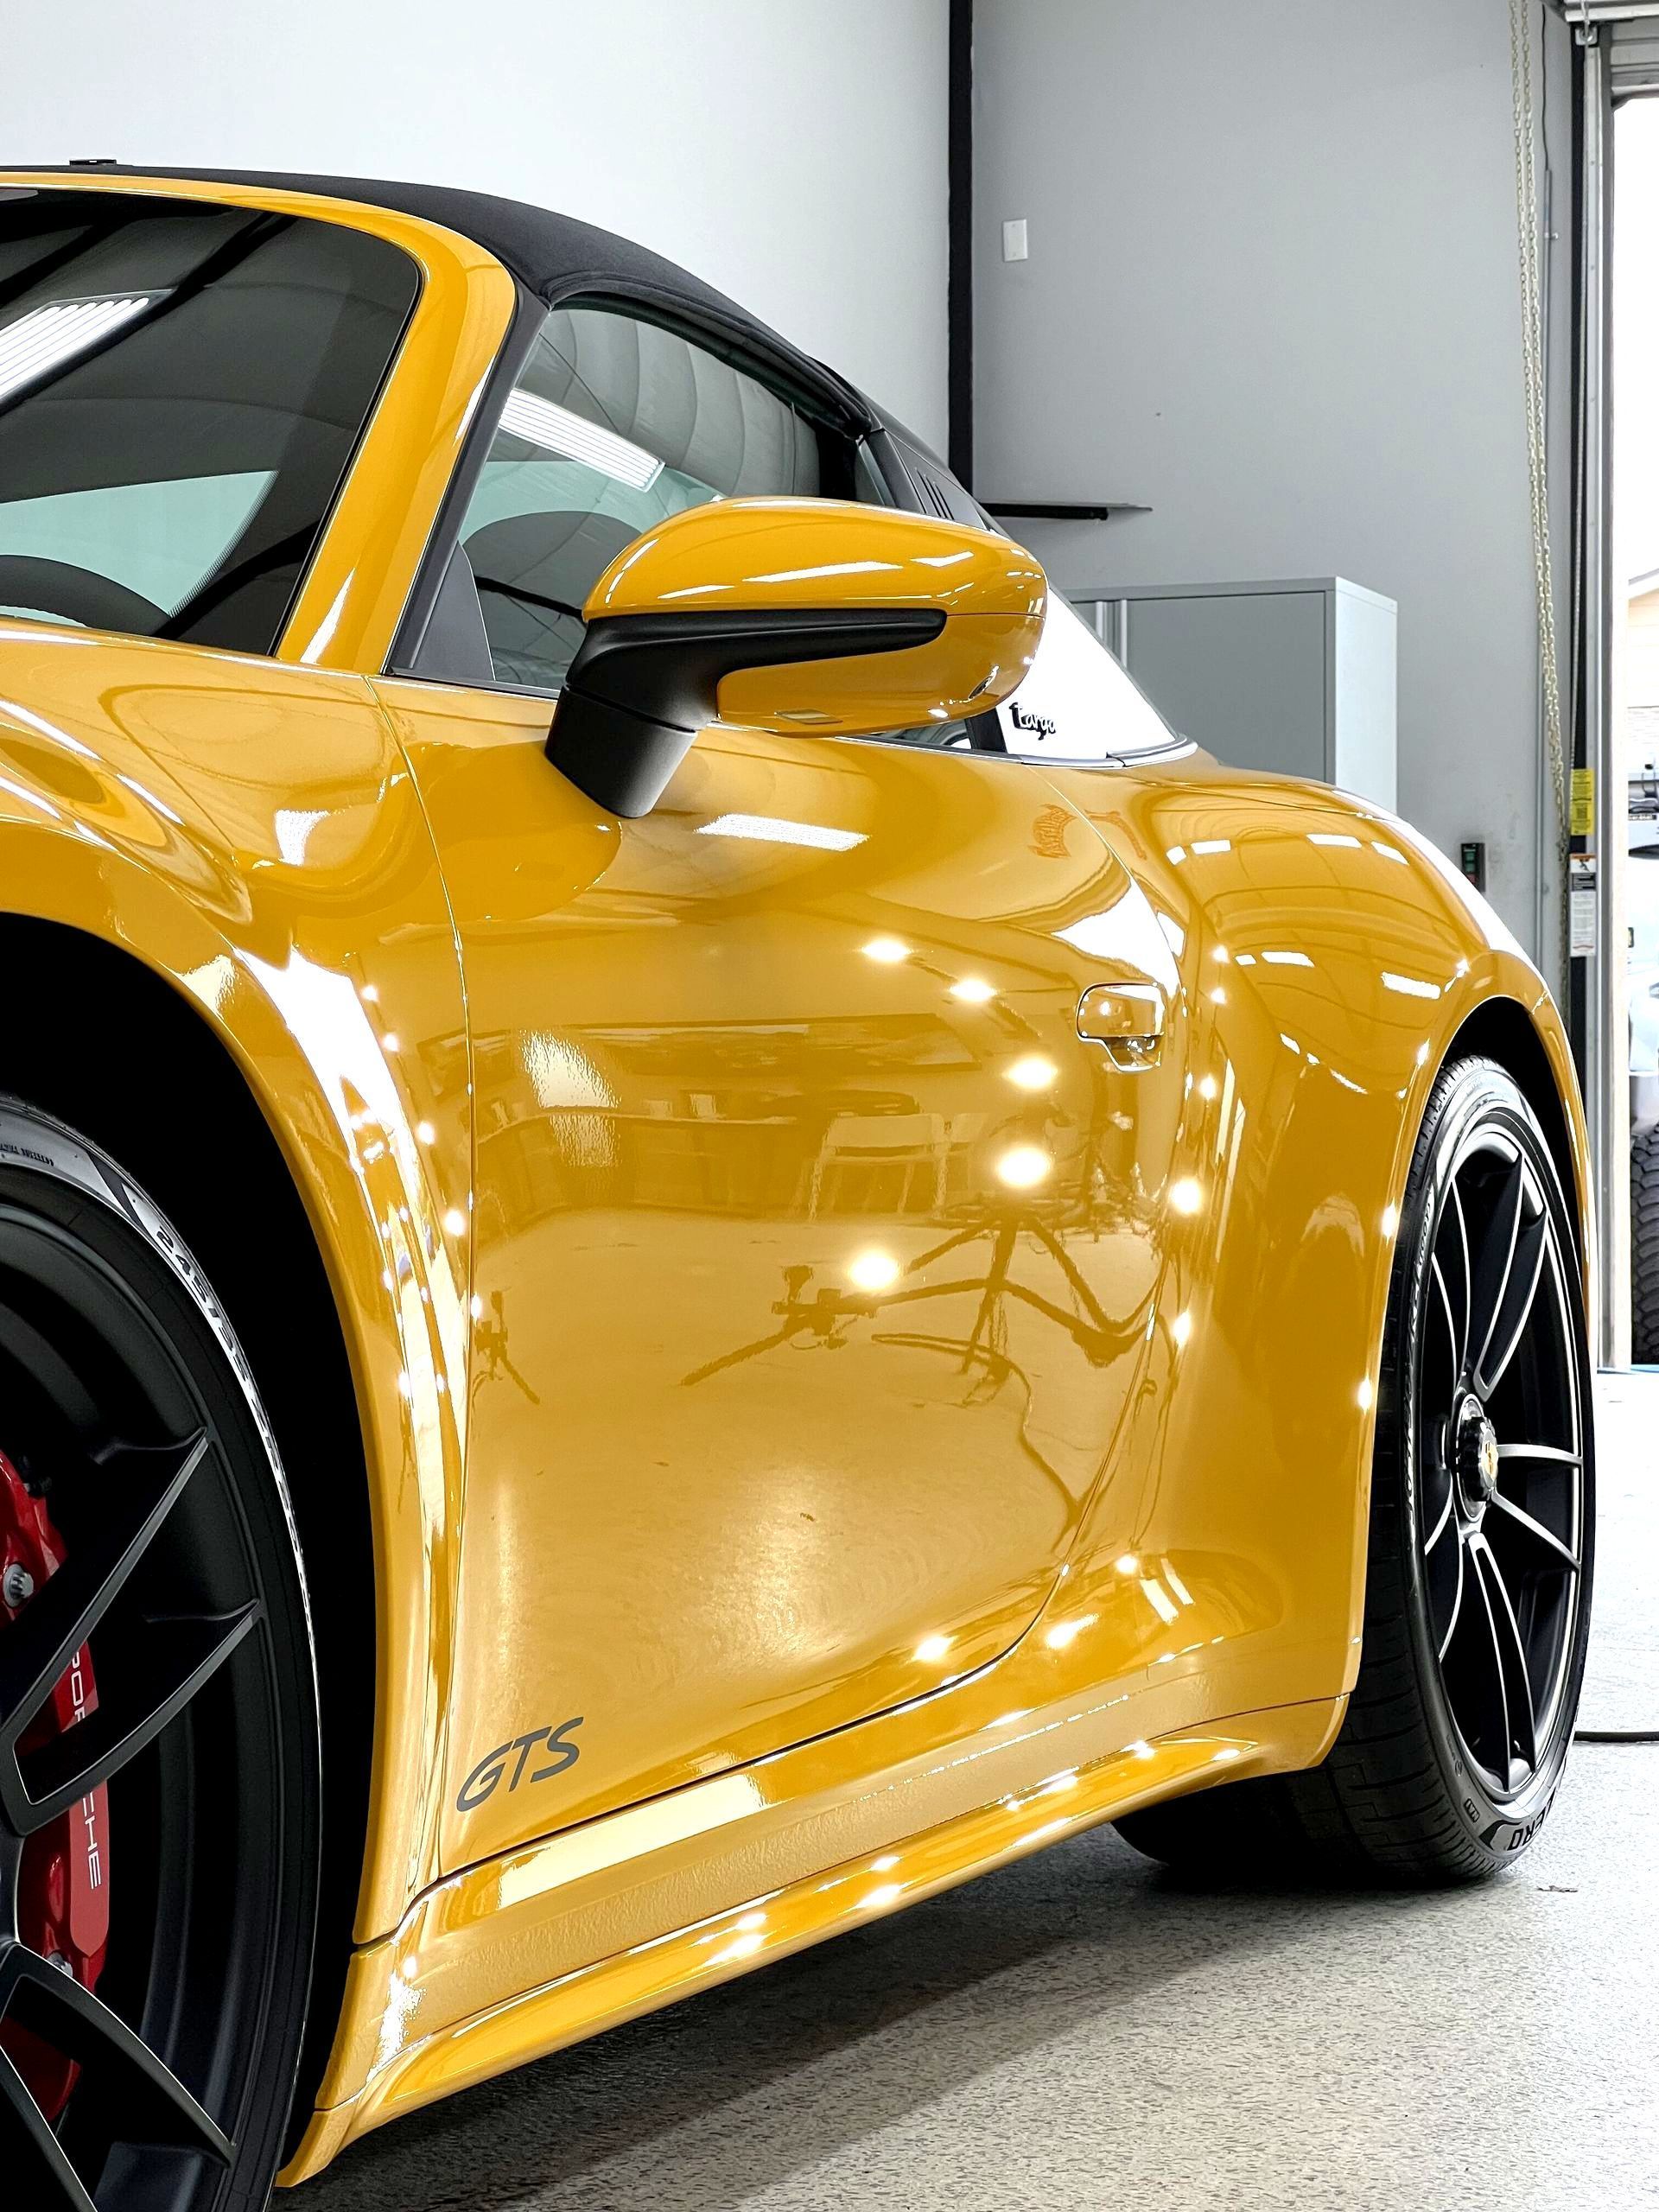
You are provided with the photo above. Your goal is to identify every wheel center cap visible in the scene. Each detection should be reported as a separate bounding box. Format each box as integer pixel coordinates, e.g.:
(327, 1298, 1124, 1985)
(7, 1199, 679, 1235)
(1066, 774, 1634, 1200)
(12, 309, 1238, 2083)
(1454, 1394, 1500, 1510)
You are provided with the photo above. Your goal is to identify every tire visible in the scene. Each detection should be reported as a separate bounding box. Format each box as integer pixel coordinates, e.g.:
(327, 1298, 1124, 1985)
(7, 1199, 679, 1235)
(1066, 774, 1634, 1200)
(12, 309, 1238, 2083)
(0, 1097, 320, 2209)
(1635, 1121, 1659, 1366)
(1118, 1056, 1594, 1885)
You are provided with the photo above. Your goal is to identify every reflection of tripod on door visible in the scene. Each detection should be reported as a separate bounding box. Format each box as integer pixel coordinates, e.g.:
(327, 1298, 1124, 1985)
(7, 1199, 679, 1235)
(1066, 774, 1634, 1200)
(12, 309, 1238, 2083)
(680, 1197, 1148, 1393)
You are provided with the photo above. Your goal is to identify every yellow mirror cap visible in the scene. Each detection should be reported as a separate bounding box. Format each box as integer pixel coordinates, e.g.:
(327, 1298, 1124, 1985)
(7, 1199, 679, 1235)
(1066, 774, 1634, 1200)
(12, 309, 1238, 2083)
(584, 497, 1047, 624)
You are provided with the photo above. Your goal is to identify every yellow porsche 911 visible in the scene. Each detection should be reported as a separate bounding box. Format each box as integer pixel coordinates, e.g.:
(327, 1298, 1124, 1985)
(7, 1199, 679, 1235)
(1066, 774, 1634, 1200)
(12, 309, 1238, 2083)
(0, 168, 1593, 2208)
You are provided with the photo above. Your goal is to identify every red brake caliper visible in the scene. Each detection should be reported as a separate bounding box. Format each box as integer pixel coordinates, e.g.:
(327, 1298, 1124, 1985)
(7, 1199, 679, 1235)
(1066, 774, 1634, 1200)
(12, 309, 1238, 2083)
(0, 1446, 111, 2122)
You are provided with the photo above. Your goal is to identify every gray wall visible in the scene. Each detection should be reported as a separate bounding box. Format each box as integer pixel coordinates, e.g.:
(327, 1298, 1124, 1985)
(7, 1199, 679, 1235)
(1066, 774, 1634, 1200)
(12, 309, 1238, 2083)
(0, 0, 950, 448)
(972, 0, 1573, 955)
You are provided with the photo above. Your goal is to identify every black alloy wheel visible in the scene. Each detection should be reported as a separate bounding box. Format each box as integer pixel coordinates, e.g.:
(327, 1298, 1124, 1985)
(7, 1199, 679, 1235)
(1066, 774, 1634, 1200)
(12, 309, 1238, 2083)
(1117, 1056, 1595, 1883)
(0, 1099, 319, 2209)
(1414, 1080, 1588, 1806)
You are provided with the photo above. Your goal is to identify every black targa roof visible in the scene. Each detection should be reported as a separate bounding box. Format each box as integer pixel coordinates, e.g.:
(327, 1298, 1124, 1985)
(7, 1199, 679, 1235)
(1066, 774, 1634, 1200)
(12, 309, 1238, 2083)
(16, 164, 876, 432)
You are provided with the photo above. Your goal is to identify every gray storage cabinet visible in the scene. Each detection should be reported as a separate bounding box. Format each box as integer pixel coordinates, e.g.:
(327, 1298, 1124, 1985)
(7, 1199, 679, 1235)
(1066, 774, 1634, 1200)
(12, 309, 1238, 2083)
(1077, 577, 1397, 810)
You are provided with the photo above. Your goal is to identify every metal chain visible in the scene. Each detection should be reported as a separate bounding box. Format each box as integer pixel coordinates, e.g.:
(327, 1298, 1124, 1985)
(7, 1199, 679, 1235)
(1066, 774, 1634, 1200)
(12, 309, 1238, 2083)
(1510, 0, 1570, 993)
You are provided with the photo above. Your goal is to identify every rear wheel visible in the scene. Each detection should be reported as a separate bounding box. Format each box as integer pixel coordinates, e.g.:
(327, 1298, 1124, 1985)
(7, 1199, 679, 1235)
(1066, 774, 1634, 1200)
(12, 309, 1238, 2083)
(1117, 1057, 1594, 1884)
(0, 1099, 319, 2208)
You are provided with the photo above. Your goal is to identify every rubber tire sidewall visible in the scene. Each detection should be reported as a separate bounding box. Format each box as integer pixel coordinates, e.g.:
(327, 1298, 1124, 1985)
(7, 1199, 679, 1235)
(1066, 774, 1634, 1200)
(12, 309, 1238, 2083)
(0, 1096, 321, 2209)
(1384, 1058, 1595, 1868)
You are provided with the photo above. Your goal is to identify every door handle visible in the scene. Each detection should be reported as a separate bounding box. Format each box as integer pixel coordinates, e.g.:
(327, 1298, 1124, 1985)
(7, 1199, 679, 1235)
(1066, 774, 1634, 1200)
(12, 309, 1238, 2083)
(1077, 981, 1165, 1070)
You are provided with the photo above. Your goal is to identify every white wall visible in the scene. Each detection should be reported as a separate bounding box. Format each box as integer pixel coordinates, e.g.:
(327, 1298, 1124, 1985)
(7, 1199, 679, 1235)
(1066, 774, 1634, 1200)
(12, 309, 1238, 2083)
(0, 0, 950, 447)
(972, 0, 1573, 956)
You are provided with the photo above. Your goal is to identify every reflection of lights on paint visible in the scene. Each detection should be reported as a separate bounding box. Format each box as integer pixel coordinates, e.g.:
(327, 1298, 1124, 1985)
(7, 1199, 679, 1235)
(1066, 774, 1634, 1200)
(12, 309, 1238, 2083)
(1213, 944, 1230, 963)
(914, 1633, 953, 1665)
(1128, 1739, 1154, 1760)
(996, 1143, 1052, 1190)
(1044, 1613, 1096, 1650)
(1114, 1554, 1140, 1576)
(1172, 1310, 1192, 1349)
(1382, 969, 1440, 1001)
(1020, 1817, 1073, 1848)
(1168, 1177, 1204, 1216)
(380, 1032, 401, 1053)
(863, 936, 911, 964)
(848, 1249, 901, 1293)
(1005, 1053, 1058, 1092)
(872, 1853, 900, 1872)
(862, 1884, 902, 1910)
(1382, 1205, 1399, 1239)
(443, 1208, 467, 1237)
(1357, 1377, 1374, 1412)
(1141, 1577, 1179, 1624)
(950, 976, 996, 1003)
(1198, 1074, 1218, 1101)
(1210, 987, 1227, 1006)
(360, 982, 379, 1003)
(416, 1120, 435, 1145)
(1212, 1746, 1243, 1764)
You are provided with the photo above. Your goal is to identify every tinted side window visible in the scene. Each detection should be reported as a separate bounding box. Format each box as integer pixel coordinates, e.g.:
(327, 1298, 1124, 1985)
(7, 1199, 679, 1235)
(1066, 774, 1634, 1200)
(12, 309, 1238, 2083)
(439, 306, 838, 694)
(0, 191, 419, 653)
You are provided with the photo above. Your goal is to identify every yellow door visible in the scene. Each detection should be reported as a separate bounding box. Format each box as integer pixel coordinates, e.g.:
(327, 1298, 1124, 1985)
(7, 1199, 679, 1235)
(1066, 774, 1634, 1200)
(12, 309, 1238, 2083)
(383, 677, 1183, 1866)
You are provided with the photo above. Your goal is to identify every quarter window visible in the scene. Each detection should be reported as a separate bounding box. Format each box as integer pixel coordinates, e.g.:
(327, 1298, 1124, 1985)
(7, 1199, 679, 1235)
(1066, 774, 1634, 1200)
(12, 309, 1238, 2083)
(0, 191, 419, 652)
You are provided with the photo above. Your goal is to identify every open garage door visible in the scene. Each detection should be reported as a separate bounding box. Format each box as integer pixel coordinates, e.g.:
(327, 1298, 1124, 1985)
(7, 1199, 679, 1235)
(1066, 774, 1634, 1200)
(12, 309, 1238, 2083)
(1566, 3, 1659, 1364)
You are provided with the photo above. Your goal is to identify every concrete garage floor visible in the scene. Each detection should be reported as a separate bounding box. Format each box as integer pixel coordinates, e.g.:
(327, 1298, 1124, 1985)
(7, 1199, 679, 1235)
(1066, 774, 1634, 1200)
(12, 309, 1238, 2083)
(305, 1376, 1657, 2212)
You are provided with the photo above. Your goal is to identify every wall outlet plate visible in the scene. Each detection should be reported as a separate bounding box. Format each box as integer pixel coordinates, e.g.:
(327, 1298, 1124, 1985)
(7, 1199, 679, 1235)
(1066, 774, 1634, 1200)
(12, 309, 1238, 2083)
(1002, 218, 1029, 263)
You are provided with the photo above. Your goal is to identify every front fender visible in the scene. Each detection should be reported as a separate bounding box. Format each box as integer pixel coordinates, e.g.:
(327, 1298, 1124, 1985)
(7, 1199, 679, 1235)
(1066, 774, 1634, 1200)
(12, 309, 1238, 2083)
(1048, 756, 1587, 1707)
(0, 626, 474, 1939)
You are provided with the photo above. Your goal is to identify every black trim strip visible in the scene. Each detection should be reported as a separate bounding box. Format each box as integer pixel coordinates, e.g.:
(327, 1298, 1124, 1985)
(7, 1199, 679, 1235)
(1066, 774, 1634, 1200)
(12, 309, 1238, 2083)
(549, 605, 944, 817)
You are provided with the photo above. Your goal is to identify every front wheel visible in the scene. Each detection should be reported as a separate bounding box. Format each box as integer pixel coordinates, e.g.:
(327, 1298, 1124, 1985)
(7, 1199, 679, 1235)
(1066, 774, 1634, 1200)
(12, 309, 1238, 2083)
(1118, 1057, 1594, 1884)
(0, 1098, 320, 2209)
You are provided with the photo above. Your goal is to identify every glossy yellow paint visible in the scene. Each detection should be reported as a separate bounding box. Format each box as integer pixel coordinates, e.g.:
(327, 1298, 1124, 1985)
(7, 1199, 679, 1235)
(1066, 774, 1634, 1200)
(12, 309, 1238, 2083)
(583, 496, 1046, 732)
(289, 1691, 1343, 2174)
(0, 172, 1594, 2189)
(0, 618, 474, 1931)
(375, 679, 1181, 1870)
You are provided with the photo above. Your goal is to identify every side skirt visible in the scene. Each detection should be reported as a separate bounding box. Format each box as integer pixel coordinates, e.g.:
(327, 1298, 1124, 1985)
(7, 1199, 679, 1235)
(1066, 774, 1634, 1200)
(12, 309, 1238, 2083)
(282, 1689, 1343, 2182)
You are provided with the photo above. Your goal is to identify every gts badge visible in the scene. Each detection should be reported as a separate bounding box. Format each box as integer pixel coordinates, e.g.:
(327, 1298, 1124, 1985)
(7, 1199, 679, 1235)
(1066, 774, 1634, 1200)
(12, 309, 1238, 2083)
(457, 1718, 584, 1813)
(1009, 702, 1058, 741)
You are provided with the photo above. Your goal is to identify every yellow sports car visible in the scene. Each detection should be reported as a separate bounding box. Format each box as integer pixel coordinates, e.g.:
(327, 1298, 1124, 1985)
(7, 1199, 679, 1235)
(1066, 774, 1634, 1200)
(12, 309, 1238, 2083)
(0, 168, 1592, 2209)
